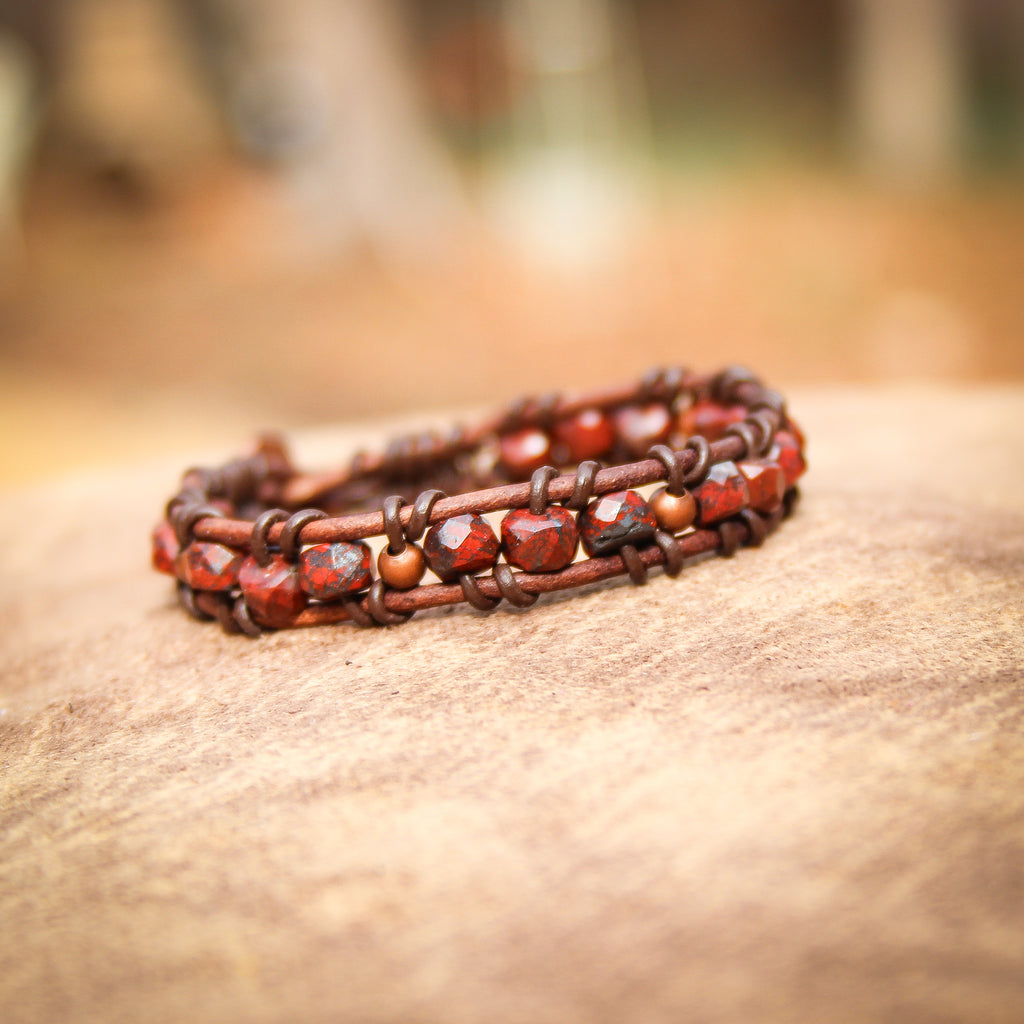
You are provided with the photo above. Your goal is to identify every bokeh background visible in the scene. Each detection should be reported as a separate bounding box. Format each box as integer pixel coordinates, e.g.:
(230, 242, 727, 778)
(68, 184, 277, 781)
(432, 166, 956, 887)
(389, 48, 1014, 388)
(1, 0, 1022, 483)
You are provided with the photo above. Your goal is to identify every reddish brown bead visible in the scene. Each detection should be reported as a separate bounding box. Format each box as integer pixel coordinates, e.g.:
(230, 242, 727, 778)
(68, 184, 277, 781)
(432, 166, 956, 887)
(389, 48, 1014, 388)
(552, 408, 615, 462)
(738, 459, 786, 513)
(771, 430, 807, 487)
(678, 400, 747, 441)
(378, 544, 426, 590)
(499, 427, 552, 478)
(650, 487, 697, 533)
(299, 542, 372, 600)
(613, 403, 673, 457)
(239, 554, 307, 627)
(176, 541, 244, 591)
(501, 506, 578, 572)
(578, 490, 658, 556)
(424, 513, 500, 581)
(152, 520, 179, 575)
(693, 461, 750, 525)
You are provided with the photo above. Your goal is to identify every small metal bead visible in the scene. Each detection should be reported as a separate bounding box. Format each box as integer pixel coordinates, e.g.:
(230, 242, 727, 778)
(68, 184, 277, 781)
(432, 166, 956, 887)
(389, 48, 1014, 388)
(377, 543, 426, 590)
(650, 487, 697, 533)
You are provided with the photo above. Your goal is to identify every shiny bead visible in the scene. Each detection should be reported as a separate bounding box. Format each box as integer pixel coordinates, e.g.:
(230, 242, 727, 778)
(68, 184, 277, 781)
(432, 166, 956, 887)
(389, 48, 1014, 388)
(299, 542, 372, 600)
(499, 427, 552, 478)
(650, 487, 697, 533)
(578, 490, 658, 556)
(378, 543, 426, 590)
(424, 513, 500, 581)
(553, 408, 615, 462)
(613, 403, 673, 457)
(239, 554, 307, 627)
(770, 430, 807, 487)
(693, 461, 750, 525)
(176, 541, 244, 591)
(501, 507, 578, 572)
(678, 400, 747, 441)
(152, 520, 179, 575)
(738, 459, 785, 513)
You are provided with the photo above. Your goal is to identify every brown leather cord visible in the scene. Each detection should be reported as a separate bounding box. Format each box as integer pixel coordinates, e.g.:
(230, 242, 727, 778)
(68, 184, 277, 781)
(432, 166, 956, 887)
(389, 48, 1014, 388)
(155, 366, 803, 635)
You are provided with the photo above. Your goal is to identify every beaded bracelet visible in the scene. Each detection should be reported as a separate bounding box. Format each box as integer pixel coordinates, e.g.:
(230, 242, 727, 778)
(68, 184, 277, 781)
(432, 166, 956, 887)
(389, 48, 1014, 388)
(152, 366, 805, 636)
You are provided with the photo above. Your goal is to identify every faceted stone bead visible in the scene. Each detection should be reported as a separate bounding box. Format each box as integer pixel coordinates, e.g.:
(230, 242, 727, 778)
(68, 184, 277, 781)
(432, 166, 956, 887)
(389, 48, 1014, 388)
(678, 400, 747, 441)
(176, 541, 244, 591)
(299, 542, 372, 600)
(552, 408, 615, 463)
(693, 461, 750, 525)
(239, 554, 307, 627)
(578, 490, 658, 556)
(770, 430, 807, 487)
(152, 520, 179, 575)
(738, 459, 786, 513)
(423, 513, 500, 581)
(613, 403, 673, 457)
(501, 506, 578, 572)
(499, 427, 552, 478)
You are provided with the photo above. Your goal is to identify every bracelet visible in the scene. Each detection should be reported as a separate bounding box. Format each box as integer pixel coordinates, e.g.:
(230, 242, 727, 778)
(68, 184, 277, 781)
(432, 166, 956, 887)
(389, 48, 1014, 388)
(152, 365, 805, 636)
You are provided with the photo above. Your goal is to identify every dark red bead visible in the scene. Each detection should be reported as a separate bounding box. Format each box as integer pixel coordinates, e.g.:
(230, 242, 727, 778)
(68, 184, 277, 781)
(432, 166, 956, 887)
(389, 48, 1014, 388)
(771, 430, 807, 487)
(553, 408, 615, 462)
(152, 520, 179, 575)
(239, 554, 307, 627)
(501, 507, 578, 572)
(613, 403, 673, 456)
(176, 541, 244, 591)
(738, 459, 786, 513)
(693, 461, 750, 525)
(678, 400, 747, 441)
(578, 490, 657, 556)
(499, 428, 552, 478)
(299, 542, 372, 600)
(423, 513, 500, 581)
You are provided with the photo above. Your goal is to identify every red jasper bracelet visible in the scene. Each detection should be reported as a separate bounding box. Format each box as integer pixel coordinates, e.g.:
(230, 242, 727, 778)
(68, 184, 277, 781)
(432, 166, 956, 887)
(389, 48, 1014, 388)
(153, 366, 805, 636)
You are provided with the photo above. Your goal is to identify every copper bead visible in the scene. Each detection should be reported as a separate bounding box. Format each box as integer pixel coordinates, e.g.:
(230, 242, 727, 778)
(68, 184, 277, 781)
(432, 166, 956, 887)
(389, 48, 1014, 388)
(650, 487, 697, 533)
(377, 544, 426, 590)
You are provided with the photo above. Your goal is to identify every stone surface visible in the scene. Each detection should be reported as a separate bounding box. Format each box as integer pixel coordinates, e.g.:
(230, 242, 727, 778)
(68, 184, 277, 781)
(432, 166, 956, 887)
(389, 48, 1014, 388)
(299, 542, 372, 600)
(693, 460, 750, 525)
(772, 430, 807, 487)
(500, 507, 579, 572)
(552, 409, 616, 463)
(578, 490, 658, 556)
(679, 400, 747, 441)
(239, 554, 308, 628)
(612, 403, 673, 456)
(498, 428, 552, 478)
(151, 521, 179, 575)
(738, 459, 786, 513)
(2, 388, 1024, 1024)
(174, 541, 244, 591)
(423, 513, 500, 581)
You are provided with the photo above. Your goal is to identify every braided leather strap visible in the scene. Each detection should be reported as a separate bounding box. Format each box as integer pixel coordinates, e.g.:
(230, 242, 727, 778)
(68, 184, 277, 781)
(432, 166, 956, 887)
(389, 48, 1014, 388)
(153, 366, 806, 635)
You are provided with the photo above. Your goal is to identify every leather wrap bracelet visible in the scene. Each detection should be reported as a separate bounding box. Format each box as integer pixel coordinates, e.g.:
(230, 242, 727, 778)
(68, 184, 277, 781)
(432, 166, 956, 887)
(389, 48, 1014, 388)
(152, 366, 806, 636)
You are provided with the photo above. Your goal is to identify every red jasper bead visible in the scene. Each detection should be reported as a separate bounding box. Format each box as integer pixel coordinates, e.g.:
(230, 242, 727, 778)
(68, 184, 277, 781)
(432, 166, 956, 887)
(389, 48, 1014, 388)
(176, 541, 244, 591)
(770, 430, 807, 487)
(613, 403, 673, 457)
(738, 459, 786, 513)
(501, 507, 578, 572)
(152, 521, 179, 575)
(553, 408, 615, 463)
(299, 542, 372, 600)
(578, 490, 657, 556)
(678, 400, 747, 441)
(693, 461, 750, 525)
(239, 554, 307, 627)
(499, 427, 552, 478)
(423, 513, 500, 581)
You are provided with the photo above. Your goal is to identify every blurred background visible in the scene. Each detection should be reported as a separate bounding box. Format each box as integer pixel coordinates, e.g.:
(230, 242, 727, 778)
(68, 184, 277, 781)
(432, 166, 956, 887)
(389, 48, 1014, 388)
(0, 0, 1021, 482)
